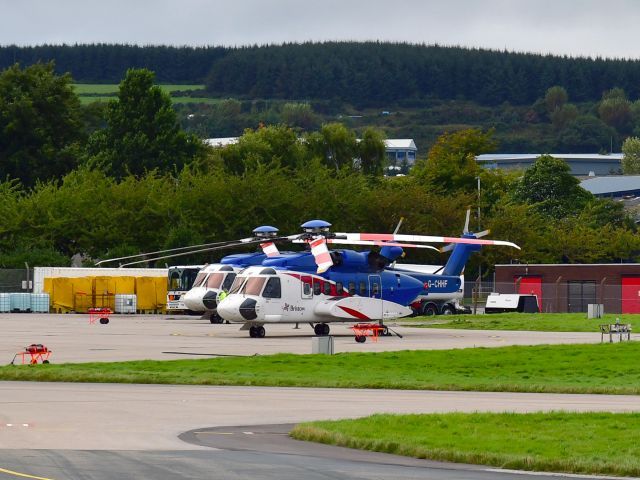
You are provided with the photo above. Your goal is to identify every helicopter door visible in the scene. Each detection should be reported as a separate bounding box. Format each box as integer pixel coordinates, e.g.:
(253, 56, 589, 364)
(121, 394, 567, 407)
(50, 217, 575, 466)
(368, 275, 382, 320)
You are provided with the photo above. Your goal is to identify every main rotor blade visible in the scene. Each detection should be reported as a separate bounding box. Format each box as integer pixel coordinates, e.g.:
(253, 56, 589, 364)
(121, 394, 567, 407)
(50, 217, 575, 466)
(117, 236, 296, 267)
(324, 239, 439, 252)
(333, 233, 520, 250)
(95, 237, 255, 266)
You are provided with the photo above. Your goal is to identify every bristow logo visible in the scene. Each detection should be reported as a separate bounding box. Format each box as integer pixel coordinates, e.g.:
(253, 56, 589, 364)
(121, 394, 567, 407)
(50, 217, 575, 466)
(282, 303, 305, 312)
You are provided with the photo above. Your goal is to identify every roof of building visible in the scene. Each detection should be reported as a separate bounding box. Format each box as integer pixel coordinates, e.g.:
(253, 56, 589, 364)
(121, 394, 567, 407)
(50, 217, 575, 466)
(204, 137, 239, 147)
(580, 175, 640, 195)
(205, 137, 417, 150)
(477, 153, 622, 162)
(384, 139, 417, 150)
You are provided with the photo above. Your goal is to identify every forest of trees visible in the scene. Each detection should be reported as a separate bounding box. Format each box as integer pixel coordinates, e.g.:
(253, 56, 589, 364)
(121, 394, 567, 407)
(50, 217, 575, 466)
(3, 42, 640, 106)
(2, 59, 640, 272)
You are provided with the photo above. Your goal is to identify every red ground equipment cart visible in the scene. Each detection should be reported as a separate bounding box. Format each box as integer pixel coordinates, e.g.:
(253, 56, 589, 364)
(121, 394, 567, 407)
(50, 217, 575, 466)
(11, 344, 52, 365)
(350, 323, 388, 343)
(88, 307, 112, 325)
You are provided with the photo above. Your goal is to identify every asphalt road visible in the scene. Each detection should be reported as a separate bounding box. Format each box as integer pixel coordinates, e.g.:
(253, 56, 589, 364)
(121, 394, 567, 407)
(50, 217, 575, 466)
(0, 313, 614, 364)
(0, 314, 637, 479)
(0, 382, 639, 479)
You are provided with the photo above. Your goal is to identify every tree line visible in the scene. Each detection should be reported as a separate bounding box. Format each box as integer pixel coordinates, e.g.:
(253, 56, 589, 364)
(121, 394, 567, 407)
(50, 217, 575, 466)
(3, 42, 640, 106)
(0, 62, 637, 272)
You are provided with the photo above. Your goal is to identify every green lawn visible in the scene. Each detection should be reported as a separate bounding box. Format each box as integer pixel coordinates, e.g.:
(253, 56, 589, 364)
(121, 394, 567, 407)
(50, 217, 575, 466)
(2, 342, 640, 394)
(410, 313, 639, 332)
(73, 83, 204, 94)
(73, 84, 208, 104)
(291, 412, 640, 477)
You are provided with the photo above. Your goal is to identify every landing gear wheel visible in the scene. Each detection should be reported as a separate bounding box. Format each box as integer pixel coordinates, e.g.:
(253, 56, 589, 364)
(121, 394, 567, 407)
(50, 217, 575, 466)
(380, 326, 389, 336)
(441, 304, 455, 315)
(210, 313, 223, 324)
(314, 323, 328, 336)
(99, 317, 109, 324)
(421, 303, 438, 316)
(256, 325, 266, 338)
(43, 360, 50, 364)
(249, 326, 257, 338)
(355, 335, 366, 343)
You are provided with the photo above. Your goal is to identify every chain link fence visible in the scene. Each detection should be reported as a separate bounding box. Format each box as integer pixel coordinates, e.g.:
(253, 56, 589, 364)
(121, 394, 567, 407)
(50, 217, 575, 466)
(0, 268, 34, 293)
(464, 280, 636, 314)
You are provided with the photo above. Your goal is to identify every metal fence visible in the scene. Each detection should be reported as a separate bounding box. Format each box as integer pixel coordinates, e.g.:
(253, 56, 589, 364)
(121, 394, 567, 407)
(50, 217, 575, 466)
(464, 280, 640, 314)
(0, 268, 34, 293)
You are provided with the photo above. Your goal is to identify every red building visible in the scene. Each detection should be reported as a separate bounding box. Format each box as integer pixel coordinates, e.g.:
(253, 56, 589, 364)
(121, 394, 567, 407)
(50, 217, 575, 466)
(494, 264, 640, 314)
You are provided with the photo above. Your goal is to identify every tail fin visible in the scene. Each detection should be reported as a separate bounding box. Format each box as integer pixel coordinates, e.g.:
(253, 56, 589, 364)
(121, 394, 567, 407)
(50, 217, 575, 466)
(441, 235, 481, 276)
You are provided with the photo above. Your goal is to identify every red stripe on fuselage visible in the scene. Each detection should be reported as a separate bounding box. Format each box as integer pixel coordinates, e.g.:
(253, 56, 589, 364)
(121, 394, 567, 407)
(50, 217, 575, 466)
(337, 306, 370, 320)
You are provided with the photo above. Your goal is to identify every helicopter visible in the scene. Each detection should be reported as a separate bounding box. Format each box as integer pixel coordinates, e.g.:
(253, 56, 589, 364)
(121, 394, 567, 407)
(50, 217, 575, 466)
(216, 219, 519, 338)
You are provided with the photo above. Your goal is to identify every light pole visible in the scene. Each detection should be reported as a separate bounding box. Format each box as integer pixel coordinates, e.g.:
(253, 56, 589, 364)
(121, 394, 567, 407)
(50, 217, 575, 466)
(476, 176, 482, 291)
(477, 176, 481, 231)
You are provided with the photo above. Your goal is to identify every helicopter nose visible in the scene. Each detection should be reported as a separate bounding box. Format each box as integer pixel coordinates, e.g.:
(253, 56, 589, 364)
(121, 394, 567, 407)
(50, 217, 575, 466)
(202, 290, 218, 310)
(217, 296, 243, 322)
(183, 288, 205, 311)
(239, 298, 258, 320)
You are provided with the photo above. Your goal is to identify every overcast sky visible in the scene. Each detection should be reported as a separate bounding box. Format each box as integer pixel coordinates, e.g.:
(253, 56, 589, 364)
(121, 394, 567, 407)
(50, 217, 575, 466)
(2, 0, 640, 59)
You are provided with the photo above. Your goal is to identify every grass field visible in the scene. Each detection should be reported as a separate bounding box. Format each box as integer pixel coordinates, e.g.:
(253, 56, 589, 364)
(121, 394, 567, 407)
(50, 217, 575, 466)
(73, 84, 209, 104)
(291, 412, 640, 477)
(73, 83, 204, 94)
(410, 313, 639, 332)
(2, 342, 640, 394)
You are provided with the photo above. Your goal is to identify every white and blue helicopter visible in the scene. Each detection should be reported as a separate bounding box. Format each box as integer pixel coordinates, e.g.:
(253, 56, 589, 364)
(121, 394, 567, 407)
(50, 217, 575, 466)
(216, 219, 519, 338)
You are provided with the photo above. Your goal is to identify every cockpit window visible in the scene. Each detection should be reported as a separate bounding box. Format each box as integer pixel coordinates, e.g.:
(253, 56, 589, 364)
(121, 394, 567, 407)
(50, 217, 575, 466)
(206, 273, 224, 289)
(262, 277, 281, 298)
(222, 273, 236, 291)
(192, 272, 208, 288)
(229, 276, 247, 294)
(242, 277, 266, 296)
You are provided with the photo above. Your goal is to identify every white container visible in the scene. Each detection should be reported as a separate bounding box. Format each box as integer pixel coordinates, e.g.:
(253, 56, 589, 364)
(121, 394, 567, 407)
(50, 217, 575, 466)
(0, 293, 10, 313)
(115, 294, 137, 314)
(10, 293, 31, 312)
(31, 293, 50, 313)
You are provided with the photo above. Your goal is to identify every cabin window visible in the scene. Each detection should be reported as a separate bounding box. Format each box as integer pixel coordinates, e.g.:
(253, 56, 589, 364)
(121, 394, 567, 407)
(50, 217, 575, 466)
(242, 277, 266, 296)
(323, 282, 332, 295)
(206, 273, 224, 288)
(228, 276, 246, 294)
(262, 277, 281, 298)
(303, 282, 311, 296)
(336, 282, 343, 295)
(372, 283, 379, 295)
(192, 272, 207, 288)
(313, 280, 321, 295)
(359, 281, 366, 296)
(348, 282, 356, 295)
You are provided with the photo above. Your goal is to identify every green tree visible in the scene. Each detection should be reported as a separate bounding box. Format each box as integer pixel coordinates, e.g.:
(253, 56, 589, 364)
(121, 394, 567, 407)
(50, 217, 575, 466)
(86, 68, 203, 177)
(412, 128, 496, 194)
(598, 88, 632, 133)
(550, 104, 578, 131)
(544, 86, 568, 114)
(306, 123, 358, 172)
(0, 62, 84, 186)
(512, 155, 591, 219)
(357, 127, 385, 176)
(281, 103, 318, 131)
(622, 136, 640, 174)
